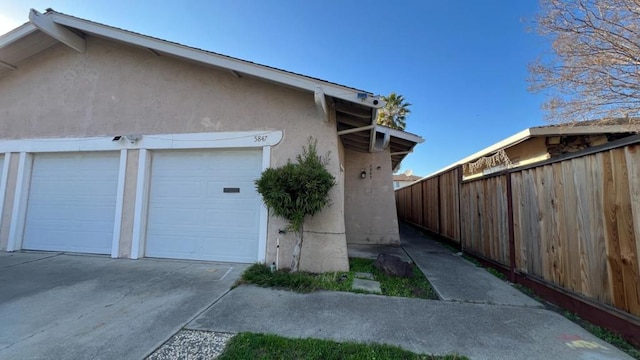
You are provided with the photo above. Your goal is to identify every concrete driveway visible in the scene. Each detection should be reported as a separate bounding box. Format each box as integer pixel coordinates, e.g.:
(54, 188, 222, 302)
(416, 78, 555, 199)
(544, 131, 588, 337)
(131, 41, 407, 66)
(0, 252, 246, 360)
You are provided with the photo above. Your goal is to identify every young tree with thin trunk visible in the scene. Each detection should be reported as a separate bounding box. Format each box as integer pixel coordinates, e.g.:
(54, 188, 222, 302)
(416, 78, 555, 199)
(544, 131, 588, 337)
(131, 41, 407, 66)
(255, 138, 335, 272)
(529, 0, 640, 124)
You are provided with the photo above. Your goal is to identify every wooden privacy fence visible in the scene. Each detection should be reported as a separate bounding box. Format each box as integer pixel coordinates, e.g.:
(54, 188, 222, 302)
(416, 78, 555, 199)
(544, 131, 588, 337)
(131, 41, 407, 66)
(396, 135, 640, 341)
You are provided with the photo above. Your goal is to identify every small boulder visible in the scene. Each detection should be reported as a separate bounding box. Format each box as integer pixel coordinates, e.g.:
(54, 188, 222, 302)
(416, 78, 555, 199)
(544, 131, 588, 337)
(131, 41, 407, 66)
(374, 253, 413, 278)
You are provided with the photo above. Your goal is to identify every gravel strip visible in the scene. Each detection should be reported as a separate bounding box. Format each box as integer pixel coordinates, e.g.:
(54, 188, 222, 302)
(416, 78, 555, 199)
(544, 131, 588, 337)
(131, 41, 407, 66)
(147, 330, 235, 360)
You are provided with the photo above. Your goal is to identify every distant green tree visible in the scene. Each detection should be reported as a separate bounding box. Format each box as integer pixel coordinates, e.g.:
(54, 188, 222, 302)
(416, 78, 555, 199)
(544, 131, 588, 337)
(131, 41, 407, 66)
(255, 138, 336, 272)
(377, 92, 412, 130)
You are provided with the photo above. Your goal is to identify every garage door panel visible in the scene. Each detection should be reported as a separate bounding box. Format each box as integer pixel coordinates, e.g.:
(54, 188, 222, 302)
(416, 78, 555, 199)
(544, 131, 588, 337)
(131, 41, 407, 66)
(24, 232, 111, 253)
(26, 218, 114, 232)
(23, 152, 119, 255)
(26, 205, 115, 223)
(148, 207, 201, 225)
(146, 149, 261, 262)
(147, 237, 257, 263)
(151, 180, 204, 198)
(204, 209, 258, 227)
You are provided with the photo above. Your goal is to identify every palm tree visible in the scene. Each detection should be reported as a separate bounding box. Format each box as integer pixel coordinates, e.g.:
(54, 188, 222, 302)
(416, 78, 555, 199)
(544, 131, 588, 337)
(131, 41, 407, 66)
(376, 92, 411, 130)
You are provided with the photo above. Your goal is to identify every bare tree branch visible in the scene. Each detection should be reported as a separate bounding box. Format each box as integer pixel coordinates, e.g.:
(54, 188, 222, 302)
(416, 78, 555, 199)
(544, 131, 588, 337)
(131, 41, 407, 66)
(529, 0, 640, 124)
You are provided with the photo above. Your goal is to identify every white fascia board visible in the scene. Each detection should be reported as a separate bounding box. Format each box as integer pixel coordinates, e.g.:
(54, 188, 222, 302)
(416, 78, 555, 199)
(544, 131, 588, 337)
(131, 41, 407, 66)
(0, 23, 37, 47)
(0, 130, 284, 153)
(529, 124, 640, 136)
(49, 13, 382, 108)
(375, 125, 424, 144)
(29, 9, 85, 53)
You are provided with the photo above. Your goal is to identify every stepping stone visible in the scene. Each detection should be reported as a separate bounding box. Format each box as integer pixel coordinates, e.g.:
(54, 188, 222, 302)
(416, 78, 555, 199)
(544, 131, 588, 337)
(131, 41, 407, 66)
(354, 272, 374, 280)
(352, 278, 381, 294)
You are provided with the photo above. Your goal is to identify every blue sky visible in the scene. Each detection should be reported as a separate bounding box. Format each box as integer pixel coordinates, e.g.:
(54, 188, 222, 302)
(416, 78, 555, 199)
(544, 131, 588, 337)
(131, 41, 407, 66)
(0, 1, 549, 176)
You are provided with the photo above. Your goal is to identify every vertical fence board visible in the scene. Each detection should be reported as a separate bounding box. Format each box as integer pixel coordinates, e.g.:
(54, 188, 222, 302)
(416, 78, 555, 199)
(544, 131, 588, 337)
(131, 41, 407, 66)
(612, 148, 640, 315)
(534, 167, 549, 282)
(589, 153, 610, 305)
(412, 182, 423, 227)
(512, 172, 526, 272)
(460, 178, 470, 250)
(561, 160, 582, 294)
(625, 145, 640, 316)
(552, 162, 568, 288)
(524, 170, 542, 277)
(603, 150, 626, 311)
(573, 157, 594, 297)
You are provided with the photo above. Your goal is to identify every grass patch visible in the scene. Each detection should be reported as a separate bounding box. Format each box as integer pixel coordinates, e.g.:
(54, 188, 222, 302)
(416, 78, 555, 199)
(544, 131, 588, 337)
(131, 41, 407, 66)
(236, 262, 352, 293)
(485, 267, 506, 280)
(218, 332, 467, 360)
(350, 258, 438, 299)
(237, 258, 438, 299)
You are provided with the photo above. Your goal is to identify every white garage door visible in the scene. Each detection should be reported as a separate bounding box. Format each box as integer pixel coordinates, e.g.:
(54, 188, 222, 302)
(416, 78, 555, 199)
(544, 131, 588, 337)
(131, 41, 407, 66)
(22, 152, 119, 254)
(145, 149, 262, 262)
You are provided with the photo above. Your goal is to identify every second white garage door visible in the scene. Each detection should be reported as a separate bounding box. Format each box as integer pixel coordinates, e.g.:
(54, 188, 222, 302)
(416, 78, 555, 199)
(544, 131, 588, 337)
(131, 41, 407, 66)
(145, 149, 263, 262)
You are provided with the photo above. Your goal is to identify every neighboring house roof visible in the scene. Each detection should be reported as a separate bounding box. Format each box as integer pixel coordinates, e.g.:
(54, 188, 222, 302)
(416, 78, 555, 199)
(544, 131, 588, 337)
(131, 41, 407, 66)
(0, 9, 423, 169)
(393, 174, 422, 182)
(427, 122, 639, 177)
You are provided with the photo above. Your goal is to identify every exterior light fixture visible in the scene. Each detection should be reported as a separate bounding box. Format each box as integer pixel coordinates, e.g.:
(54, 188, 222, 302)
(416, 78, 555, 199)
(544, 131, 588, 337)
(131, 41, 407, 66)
(360, 169, 367, 179)
(113, 134, 142, 144)
(124, 134, 142, 143)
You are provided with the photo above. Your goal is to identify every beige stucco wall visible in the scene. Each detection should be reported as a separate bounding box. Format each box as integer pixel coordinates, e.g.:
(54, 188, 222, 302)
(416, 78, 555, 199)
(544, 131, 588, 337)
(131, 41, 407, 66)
(344, 147, 400, 245)
(506, 137, 550, 167)
(0, 36, 349, 271)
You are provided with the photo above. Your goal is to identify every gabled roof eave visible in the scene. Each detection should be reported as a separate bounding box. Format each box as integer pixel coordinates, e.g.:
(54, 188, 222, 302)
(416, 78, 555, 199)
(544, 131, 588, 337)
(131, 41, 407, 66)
(0, 22, 37, 47)
(27, 10, 383, 109)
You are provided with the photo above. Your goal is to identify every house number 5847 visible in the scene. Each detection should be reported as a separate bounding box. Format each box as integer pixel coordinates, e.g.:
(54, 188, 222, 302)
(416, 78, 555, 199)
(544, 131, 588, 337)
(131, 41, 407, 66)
(254, 135, 268, 142)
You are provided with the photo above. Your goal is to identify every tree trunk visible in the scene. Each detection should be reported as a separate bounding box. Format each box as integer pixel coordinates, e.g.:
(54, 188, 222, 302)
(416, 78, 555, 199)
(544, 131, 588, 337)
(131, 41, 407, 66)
(290, 226, 304, 272)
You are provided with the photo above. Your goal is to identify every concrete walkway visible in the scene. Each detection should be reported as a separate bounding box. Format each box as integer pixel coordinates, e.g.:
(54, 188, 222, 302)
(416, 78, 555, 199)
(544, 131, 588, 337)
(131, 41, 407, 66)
(399, 223, 542, 307)
(189, 223, 632, 360)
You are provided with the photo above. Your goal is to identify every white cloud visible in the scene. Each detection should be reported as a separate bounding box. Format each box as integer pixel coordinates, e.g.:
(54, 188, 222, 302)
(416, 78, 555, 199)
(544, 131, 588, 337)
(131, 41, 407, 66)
(0, 12, 25, 35)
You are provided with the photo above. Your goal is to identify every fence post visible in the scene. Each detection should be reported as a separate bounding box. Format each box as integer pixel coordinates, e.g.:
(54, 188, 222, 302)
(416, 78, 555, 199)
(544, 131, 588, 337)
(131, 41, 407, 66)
(418, 181, 427, 228)
(457, 165, 464, 252)
(437, 174, 442, 234)
(506, 171, 516, 283)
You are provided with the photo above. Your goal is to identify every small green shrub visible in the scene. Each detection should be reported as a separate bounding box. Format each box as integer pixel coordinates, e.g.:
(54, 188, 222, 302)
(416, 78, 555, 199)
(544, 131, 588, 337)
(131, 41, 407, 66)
(255, 138, 335, 271)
